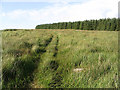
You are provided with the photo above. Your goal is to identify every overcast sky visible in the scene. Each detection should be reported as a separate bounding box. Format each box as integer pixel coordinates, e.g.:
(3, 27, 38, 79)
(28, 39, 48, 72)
(0, 0, 119, 29)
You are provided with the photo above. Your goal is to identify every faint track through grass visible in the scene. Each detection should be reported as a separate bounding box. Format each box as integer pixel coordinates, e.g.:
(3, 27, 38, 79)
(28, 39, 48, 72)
(2, 35, 53, 88)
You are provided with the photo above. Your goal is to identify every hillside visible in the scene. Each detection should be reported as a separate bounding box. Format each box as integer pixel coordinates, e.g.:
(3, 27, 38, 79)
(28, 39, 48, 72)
(2, 29, 118, 88)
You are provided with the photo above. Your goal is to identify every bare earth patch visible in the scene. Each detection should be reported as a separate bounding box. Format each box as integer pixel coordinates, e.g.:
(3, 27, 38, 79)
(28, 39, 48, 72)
(73, 68, 84, 72)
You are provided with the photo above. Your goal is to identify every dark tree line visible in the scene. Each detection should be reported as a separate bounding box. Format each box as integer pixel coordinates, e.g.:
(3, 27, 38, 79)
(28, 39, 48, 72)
(35, 18, 120, 31)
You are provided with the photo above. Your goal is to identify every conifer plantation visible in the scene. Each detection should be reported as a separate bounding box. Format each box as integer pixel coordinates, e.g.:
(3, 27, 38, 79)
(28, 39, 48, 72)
(36, 18, 119, 31)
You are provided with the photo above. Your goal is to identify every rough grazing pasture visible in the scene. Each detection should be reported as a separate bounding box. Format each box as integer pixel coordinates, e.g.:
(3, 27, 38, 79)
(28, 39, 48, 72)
(2, 29, 118, 88)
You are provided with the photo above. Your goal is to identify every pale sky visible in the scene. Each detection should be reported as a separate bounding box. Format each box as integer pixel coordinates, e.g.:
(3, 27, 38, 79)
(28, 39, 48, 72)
(0, 0, 119, 29)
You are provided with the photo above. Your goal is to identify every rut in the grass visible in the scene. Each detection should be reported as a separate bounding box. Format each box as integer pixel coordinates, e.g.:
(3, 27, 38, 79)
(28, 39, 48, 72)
(48, 36, 64, 88)
(53, 36, 59, 57)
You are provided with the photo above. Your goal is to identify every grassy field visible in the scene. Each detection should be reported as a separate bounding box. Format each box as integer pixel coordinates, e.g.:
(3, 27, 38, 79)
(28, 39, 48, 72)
(2, 29, 118, 88)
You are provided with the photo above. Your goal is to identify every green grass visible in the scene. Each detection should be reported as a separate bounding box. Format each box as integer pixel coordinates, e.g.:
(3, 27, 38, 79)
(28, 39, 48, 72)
(2, 29, 118, 88)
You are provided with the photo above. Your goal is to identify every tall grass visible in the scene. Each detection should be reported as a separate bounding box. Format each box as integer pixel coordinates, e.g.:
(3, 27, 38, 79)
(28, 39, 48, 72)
(2, 29, 118, 88)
